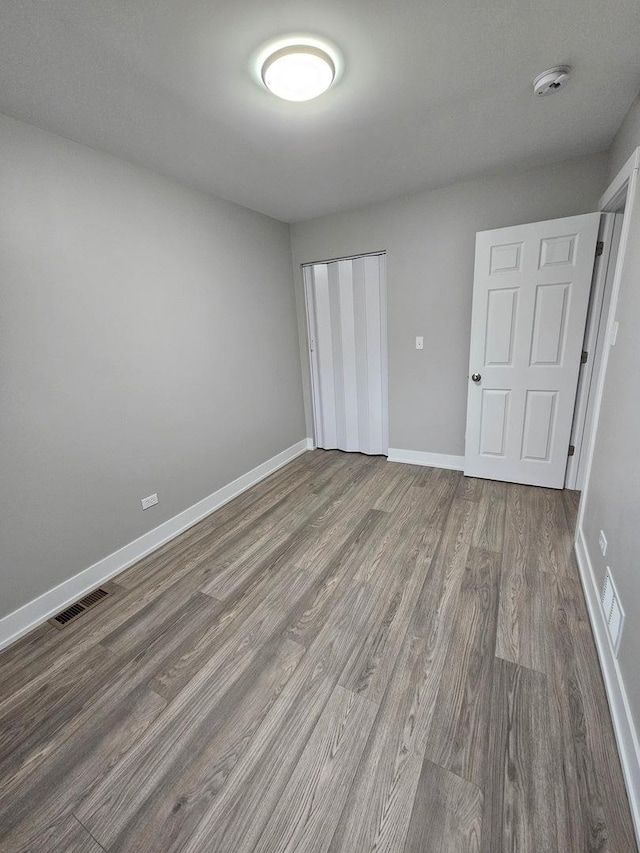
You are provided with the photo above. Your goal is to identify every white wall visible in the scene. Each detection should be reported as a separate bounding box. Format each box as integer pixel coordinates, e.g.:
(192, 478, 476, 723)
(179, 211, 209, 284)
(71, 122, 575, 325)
(291, 153, 608, 456)
(0, 114, 306, 620)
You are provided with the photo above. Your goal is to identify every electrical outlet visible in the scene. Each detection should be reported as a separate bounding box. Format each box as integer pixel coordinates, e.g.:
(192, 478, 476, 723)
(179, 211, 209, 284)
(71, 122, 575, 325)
(599, 530, 608, 557)
(415, 336, 424, 350)
(141, 493, 158, 510)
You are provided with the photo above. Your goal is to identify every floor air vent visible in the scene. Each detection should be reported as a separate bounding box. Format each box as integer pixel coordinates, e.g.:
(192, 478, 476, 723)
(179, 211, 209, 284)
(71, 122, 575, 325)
(49, 585, 114, 629)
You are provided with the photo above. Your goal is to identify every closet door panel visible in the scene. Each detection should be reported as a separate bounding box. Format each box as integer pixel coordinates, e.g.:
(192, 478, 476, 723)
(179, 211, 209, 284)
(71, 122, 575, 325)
(307, 255, 387, 456)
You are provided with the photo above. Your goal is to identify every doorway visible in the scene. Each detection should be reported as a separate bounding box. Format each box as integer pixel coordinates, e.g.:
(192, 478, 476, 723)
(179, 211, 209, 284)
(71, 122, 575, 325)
(566, 212, 624, 490)
(303, 253, 388, 455)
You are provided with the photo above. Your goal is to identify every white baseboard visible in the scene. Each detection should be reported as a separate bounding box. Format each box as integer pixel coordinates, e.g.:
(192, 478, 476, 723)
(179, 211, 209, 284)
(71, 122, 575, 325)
(575, 526, 640, 842)
(387, 448, 465, 471)
(0, 438, 312, 652)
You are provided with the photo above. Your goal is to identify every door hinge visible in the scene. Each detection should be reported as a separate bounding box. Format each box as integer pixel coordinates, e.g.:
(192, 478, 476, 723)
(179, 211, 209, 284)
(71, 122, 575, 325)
(568, 444, 575, 457)
(581, 350, 588, 365)
(595, 241, 604, 257)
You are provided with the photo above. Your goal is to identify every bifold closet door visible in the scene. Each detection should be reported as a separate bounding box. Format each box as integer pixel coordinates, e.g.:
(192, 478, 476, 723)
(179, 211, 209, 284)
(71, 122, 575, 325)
(304, 254, 388, 455)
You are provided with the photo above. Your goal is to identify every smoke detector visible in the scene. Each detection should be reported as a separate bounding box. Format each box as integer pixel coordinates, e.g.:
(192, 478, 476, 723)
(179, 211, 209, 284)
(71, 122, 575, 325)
(533, 65, 571, 96)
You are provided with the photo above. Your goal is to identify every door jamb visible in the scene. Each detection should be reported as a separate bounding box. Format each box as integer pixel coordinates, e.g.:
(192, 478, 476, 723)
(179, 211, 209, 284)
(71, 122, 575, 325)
(302, 265, 323, 450)
(576, 147, 640, 533)
(565, 213, 621, 489)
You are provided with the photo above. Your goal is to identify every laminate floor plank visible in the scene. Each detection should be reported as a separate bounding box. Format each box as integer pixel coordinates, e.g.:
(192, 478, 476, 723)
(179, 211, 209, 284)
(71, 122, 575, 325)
(0, 623, 54, 681)
(149, 490, 388, 701)
(371, 462, 423, 512)
(455, 474, 484, 502)
(547, 577, 610, 852)
(6, 813, 105, 853)
(283, 508, 391, 649)
(179, 576, 393, 853)
(534, 487, 576, 578)
(470, 479, 507, 553)
(327, 633, 426, 853)
(327, 495, 479, 853)
(199, 475, 371, 602)
(75, 496, 394, 850)
(339, 473, 460, 704)
(1, 593, 223, 805)
(407, 494, 477, 654)
(100, 587, 222, 659)
(177, 487, 424, 852)
(0, 683, 165, 848)
(0, 567, 218, 707)
(0, 451, 635, 853)
(253, 685, 378, 853)
(481, 658, 557, 853)
(422, 546, 500, 788)
(77, 636, 305, 852)
(194, 452, 378, 601)
(403, 759, 483, 853)
(495, 483, 555, 673)
(560, 486, 581, 532)
(0, 642, 121, 784)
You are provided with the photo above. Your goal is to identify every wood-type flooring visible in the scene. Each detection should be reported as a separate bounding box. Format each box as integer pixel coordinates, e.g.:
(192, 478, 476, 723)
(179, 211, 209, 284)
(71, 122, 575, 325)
(0, 450, 636, 851)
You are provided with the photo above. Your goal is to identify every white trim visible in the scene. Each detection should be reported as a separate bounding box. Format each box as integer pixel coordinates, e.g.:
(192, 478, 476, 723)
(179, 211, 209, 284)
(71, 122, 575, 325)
(379, 253, 390, 455)
(387, 448, 465, 471)
(300, 249, 386, 267)
(577, 150, 639, 535)
(0, 439, 312, 652)
(565, 213, 621, 490)
(575, 528, 640, 842)
(303, 266, 323, 450)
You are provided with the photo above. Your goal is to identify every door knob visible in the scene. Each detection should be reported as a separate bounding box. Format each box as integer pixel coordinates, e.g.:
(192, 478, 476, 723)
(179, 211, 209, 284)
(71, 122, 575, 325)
(471, 372, 482, 383)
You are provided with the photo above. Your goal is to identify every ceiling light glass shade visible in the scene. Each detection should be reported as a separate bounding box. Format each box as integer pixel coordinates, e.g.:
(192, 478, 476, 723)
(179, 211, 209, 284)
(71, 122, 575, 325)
(261, 46, 335, 101)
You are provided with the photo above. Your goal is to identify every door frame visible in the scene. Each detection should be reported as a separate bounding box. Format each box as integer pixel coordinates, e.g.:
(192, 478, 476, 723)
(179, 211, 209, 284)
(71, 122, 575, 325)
(302, 251, 389, 454)
(565, 212, 623, 490)
(576, 147, 640, 531)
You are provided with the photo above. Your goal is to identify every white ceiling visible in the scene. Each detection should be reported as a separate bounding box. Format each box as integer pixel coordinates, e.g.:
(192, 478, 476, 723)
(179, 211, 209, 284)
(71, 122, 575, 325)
(1, 0, 639, 221)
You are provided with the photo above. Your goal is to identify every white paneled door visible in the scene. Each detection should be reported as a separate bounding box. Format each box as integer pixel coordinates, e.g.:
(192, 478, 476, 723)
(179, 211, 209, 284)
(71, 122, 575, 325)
(304, 254, 388, 455)
(464, 213, 600, 488)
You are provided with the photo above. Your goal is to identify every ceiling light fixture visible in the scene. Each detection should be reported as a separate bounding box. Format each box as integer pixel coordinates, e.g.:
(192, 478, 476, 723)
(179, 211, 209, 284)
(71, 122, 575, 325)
(261, 45, 335, 101)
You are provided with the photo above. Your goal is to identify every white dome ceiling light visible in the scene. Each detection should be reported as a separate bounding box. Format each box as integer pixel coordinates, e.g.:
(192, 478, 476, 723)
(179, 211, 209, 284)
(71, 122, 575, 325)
(533, 65, 571, 96)
(261, 45, 336, 101)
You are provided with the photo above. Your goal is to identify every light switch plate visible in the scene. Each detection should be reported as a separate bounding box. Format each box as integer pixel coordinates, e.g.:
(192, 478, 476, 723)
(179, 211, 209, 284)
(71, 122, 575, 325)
(415, 336, 424, 350)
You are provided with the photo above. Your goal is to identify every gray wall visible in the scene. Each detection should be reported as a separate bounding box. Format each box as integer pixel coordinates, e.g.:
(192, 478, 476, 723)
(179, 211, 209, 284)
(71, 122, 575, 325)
(291, 154, 608, 455)
(0, 114, 305, 619)
(582, 100, 640, 728)
(608, 94, 640, 182)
